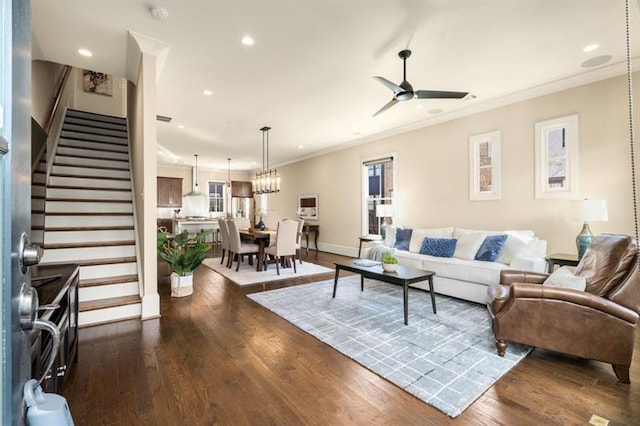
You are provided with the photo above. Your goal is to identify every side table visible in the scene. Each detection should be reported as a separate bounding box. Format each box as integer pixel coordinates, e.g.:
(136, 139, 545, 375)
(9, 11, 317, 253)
(358, 235, 382, 258)
(546, 253, 579, 273)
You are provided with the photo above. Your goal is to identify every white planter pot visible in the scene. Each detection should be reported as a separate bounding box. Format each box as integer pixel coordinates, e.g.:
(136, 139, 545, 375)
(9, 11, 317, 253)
(170, 272, 193, 297)
(382, 263, 398, 273)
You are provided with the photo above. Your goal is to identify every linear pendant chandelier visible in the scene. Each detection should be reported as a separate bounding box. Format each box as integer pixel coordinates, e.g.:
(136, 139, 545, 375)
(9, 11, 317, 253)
(253, 126, 281, 194)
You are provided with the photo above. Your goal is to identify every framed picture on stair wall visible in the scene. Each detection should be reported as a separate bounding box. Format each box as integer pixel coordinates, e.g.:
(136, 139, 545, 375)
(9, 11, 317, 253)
(83, 69, 113, 96)
(469, 130, 501, 201)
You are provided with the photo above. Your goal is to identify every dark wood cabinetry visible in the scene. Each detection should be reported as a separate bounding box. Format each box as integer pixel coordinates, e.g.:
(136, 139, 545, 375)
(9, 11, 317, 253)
(157, 177, 183, 207)
(231, 180, 253, 198)
(30, 263, 79, 393)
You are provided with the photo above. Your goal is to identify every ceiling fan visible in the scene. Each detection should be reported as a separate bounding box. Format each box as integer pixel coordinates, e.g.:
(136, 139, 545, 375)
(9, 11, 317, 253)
(373, 49, 469, 116)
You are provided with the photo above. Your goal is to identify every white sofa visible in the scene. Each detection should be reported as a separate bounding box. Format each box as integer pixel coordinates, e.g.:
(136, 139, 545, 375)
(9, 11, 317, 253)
(368, 226, 547, 304)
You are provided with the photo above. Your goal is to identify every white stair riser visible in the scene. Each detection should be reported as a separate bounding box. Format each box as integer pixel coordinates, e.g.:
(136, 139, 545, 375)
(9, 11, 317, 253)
(79, 303, 141, 327)
(65, 117, 127, 132)
(44, 229, 134, 244)
(47, 187, 132, 201)
(41, 245, 135, 263)
(55, 155, 129, 170)
(45, 201, 133, 213)
(59, 138, 128, 153)
(60, 130, 127, 145)
(48, 176, 131, 190)
(45, 215, 133, 228)
(51, 165, 131, 180)
(80, 281, 139, 302)
(57, 146, 129, 161)
(79, 262, 137, 280)
(66, 111, 126, 126)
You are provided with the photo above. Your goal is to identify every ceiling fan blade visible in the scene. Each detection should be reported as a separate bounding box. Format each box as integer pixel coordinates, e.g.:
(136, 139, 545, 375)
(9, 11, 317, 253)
(373, 98, 399, 117)
(373, 76, 403, 93)
(415, 90, 469, 99)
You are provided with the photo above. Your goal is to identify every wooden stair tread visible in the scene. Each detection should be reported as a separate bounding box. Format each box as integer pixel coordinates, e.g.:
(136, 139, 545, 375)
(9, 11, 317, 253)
(44, 240, 135, 249)
(80, 274, 138, 288)
(79, 295, 141, 312)
(52, 163, 130, 172)
(76, 256, 137, 267)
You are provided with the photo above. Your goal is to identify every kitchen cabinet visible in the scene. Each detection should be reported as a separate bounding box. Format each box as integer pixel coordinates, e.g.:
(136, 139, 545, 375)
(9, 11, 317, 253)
(231, 180, 253, 198)
(157, 177, 183, 207)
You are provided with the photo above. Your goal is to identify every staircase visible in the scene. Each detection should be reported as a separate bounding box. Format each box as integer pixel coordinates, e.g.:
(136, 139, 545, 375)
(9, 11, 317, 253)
(39, 109, 142, 327)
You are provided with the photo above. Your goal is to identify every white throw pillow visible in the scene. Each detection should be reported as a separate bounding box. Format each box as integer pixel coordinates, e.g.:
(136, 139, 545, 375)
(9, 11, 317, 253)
(497, 234, 530, 265)
(453, 232, 486, 260)
(409, 227, 454, 253)
(384, 225, 396, 247)
(543, 266, 586, 291)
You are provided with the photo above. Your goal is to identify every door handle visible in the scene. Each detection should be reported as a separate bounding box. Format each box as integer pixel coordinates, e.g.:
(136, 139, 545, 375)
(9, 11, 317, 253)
(19, 233, 43, 273)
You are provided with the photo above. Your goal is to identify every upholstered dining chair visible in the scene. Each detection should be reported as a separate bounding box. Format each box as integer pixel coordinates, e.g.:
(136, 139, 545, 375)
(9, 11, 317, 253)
(218, 218, 230, 266)
(294, 218, 305, 264)
(226, 219, 260, 271)
(235, 216, 251, 230)
(263, 220, 299, 275)
(487, 234, 639, 383)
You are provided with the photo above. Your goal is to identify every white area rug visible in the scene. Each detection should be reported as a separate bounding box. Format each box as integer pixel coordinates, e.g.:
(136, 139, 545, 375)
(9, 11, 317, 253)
(202, 257, 333, 286)
(248, 277, 532, 417)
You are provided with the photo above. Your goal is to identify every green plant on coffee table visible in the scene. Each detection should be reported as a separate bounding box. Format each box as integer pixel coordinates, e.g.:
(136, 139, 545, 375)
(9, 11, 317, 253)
(381, 251, 398, 265)
(157, 230, 212, 276)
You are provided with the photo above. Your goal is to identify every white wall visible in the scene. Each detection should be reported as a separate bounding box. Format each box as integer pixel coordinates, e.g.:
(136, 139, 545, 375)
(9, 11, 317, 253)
(264, 73, 636, 255)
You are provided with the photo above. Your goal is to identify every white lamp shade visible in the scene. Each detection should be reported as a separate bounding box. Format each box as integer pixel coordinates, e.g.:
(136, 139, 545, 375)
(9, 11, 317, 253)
(376, 204, 394, 218)
(580, 199, 608, 222)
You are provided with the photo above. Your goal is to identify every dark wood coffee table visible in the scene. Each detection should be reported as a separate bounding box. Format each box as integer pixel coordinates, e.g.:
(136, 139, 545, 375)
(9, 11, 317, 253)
(332, 260, 436, 325)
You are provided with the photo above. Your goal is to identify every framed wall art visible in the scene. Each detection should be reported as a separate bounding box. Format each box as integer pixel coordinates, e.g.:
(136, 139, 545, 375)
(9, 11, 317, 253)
(469, 130, 501, 200)
(83, 70, 113, 96)
(298, 194, 318, 220)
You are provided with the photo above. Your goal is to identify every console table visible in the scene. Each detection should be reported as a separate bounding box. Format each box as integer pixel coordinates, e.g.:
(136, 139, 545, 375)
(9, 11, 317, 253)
(302, 224, 319, 253)
(546, 253, 579, 273)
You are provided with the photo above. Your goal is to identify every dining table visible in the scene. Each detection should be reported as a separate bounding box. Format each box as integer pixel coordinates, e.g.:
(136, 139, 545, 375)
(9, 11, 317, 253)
(239, 229, 275, 271)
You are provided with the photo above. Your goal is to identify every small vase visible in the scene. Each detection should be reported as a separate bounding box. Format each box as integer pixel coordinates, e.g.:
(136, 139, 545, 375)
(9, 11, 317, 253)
(256, 217, 265, 230)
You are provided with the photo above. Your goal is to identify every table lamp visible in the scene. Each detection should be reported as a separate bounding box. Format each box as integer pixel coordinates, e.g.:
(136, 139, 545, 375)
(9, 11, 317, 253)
(376, 204, 394, 239)
(575, 199, 608, 259)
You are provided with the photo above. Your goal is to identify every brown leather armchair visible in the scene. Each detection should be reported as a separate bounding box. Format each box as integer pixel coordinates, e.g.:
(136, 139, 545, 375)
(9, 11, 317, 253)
(487, 234, 639, 383)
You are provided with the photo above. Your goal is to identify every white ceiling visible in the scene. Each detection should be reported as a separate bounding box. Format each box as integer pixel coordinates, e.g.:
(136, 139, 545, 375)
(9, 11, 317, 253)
(32, 1, 639, 172)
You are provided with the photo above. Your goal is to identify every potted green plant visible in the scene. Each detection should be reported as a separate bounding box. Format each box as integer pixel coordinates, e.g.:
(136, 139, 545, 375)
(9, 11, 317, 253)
(157, 230, 212, 297)
(381, 250, 398, 272)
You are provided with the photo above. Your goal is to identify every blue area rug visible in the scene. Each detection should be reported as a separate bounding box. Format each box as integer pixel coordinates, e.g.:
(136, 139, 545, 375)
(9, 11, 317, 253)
(248, 276, 531, 417)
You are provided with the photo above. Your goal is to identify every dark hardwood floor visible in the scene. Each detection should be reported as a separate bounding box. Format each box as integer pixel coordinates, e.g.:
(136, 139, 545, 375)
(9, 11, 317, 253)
(63, 248, 640, 425)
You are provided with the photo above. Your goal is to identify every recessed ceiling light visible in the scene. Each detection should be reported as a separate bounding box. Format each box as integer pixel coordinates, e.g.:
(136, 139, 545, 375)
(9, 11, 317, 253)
(298, 145, 304, 149)
(241, 35, 255, 46)
(202, 90, 213, 96)
(581, 55, 612, 68)
(78, 49, 92, 57)
(177, 124, 185, 129)
(583, 43, 599, 52)
(415, 104, 423, 110)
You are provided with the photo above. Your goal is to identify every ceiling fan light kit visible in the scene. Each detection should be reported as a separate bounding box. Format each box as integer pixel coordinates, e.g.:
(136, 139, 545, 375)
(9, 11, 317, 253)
(373, 49, 469, 116)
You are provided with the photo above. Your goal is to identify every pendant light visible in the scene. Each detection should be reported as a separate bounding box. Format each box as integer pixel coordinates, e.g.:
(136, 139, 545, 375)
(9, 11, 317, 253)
(253, 126, 281, 194)
(181, 154, 208, 218)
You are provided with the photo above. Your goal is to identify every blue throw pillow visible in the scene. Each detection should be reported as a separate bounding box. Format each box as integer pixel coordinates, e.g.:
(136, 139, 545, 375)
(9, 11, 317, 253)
(393, 227, 413, 251)
(475, 234, 508, 262)
(420, 237, 457, 257)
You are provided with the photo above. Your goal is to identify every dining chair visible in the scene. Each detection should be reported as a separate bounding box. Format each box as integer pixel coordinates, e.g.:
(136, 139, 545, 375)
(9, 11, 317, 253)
(235, 216, 251, 230)
(227, 219, 260, 271)
(294, 218, 305, 264)
(263, 220, 299, 275)
(218, 218, 230, 265)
